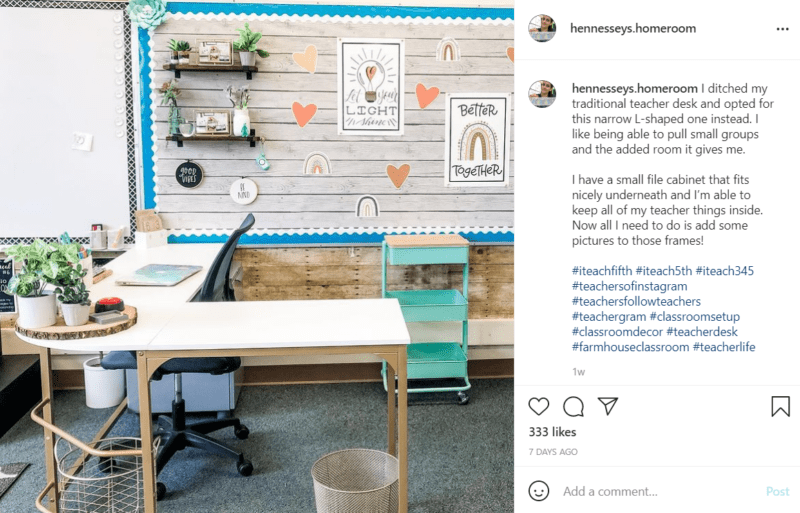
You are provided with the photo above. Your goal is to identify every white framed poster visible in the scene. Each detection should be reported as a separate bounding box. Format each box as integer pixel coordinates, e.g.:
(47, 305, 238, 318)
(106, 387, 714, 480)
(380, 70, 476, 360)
(337, 38, 404, 136)
(444, 93, 511, 187)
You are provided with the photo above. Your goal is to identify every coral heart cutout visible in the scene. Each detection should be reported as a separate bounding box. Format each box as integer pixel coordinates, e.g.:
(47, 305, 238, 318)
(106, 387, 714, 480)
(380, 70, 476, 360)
(292, 45, 317, 73)
(386, 164, 410, 189)
(292, 102, 317, 128)
(415, 83, 440, 109)
(506, 47, 514, 62)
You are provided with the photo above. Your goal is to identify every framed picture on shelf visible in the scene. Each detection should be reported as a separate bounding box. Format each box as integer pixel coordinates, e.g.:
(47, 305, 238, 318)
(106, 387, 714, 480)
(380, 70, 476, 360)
(196, 39, 233, 65)
(195, 111, 231, 135)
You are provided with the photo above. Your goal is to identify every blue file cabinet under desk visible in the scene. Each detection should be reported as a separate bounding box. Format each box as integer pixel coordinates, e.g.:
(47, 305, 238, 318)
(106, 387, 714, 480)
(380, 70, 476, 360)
(381, 234, 471, 405)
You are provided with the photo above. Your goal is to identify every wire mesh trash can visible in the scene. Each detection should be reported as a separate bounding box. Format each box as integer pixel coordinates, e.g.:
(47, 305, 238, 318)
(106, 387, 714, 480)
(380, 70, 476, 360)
(311, 449, 399, 513)
(55, 436, 159, 513)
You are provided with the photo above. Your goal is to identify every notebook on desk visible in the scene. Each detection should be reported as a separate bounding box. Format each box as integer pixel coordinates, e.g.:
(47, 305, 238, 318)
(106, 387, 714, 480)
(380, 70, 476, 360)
(115, 264, 203, 286)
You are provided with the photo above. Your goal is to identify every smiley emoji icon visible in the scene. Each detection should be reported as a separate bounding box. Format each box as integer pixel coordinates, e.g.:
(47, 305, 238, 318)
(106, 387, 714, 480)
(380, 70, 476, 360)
(529, 480, 549, 501)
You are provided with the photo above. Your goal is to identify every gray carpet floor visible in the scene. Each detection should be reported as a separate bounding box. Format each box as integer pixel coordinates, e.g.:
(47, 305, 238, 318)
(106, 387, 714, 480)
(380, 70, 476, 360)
(0, 379, 512, 513)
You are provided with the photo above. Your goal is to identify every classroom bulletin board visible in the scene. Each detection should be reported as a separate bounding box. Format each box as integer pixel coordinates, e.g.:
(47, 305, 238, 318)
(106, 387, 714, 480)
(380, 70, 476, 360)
(141, 3, 514, 244)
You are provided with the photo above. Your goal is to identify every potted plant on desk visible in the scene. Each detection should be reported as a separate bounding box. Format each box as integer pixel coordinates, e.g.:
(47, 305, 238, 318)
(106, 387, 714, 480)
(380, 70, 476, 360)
(55, 265, 91, 326)
(3, 240, 59, 328)
(232, 22, 269, 67)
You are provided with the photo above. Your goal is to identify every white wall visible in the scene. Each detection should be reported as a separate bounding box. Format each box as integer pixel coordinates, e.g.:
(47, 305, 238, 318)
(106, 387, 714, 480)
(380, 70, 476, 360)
(0, 8, 130, 240)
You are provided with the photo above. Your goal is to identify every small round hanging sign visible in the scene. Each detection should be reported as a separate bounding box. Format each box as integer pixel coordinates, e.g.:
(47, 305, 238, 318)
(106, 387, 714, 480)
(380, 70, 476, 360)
(230, 178, 258, 205)
(175, 161, 204, 189)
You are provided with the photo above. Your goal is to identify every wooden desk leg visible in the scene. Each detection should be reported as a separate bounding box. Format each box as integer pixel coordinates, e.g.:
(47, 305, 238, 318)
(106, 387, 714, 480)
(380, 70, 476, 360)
(386, 359, 397, 457)
(136, 351, 157, 513)
(397, 346, 408, 513)
(39, 347, 59, 512)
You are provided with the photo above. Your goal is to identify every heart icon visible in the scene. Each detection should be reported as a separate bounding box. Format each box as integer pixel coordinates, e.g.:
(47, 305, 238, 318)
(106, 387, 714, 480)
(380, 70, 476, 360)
(292, 102, 317, 128)
(386, 164, 410, 189)
(415, 83, 440, 109)
(292, 44, 318, 73)
(365, 66, 377, 81)
(528, 397, 549, 416)
(506, 47, 514, 63)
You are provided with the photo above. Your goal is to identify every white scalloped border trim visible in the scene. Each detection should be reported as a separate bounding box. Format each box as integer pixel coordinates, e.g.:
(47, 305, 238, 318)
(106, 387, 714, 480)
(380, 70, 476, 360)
(166, 12, 513, 25)
(147, 12, 513, 236)
(166, 226, 514, 237)
(147, 32, 161, 206)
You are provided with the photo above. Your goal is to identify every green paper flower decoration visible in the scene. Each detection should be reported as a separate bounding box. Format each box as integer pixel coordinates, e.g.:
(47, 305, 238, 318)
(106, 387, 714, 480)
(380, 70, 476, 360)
(127, 0, 168, 30)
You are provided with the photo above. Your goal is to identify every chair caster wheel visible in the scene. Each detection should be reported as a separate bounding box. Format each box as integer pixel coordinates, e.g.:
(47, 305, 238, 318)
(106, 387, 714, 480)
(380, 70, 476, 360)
(237, 459, 254, 476)
(156, 482, 167, 501)
(235, 425, 250, 440)
(457, 392, 470, 405)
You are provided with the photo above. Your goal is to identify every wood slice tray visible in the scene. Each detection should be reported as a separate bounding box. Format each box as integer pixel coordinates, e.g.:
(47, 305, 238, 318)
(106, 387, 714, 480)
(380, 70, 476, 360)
(15, 305, 137, 341)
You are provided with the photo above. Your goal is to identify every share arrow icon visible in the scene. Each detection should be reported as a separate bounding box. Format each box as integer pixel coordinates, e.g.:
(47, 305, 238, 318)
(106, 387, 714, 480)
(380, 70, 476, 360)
(598, 397, 618, 416)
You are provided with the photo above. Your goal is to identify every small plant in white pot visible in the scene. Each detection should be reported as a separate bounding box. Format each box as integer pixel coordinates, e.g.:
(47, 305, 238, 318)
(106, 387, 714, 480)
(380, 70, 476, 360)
(3, 240, 61, 328)
(225, 85, 251, 137)
(232, 22, 269, 66)
(55, 265, 91, 326)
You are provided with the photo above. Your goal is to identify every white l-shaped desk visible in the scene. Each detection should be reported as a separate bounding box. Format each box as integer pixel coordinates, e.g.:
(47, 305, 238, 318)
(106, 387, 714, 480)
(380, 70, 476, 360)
(19, 244, 411, 513)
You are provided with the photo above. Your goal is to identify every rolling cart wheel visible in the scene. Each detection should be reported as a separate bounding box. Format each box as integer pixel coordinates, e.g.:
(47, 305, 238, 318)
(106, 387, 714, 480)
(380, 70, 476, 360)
(457, 392, 470, 405)
(237, 459, 254, 476)
(235, 425, 250, 440)
(156, 482, 167, 501)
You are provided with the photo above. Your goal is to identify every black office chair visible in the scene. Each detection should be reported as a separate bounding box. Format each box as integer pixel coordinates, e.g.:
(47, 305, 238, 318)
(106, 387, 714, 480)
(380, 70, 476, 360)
(102, 213, 256, 500)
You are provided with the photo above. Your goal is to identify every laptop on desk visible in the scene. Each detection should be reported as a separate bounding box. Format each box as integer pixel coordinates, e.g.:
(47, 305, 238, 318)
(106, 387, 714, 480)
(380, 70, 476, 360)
(115, 264, 203, 286)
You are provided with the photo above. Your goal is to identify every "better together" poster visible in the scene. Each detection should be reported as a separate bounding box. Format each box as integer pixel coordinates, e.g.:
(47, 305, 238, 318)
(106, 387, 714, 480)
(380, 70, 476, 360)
(445, 93, 511, 187)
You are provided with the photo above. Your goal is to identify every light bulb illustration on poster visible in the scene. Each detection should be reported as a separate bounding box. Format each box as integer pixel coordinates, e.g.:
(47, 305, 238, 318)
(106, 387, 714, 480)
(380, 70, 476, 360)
(337, 38, 405, 136)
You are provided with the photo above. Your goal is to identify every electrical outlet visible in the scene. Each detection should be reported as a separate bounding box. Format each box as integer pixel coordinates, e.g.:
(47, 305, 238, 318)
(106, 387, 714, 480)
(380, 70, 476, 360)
(72, 132, 93, 151)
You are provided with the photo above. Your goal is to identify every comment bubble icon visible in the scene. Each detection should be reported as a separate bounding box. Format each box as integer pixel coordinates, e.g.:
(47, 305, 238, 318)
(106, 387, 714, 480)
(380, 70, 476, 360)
(563, 396, 585, 417)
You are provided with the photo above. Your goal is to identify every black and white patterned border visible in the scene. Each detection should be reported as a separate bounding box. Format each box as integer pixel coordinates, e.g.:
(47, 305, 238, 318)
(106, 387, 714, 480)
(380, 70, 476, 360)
(0, 1, 137, 247)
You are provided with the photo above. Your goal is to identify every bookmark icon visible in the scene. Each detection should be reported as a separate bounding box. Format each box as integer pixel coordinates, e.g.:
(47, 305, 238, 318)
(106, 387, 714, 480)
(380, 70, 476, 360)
(598, 397, 618, 416)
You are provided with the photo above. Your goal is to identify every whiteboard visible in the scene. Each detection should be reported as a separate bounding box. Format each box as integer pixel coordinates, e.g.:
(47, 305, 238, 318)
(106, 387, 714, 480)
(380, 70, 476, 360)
(0, 8, 131, 240)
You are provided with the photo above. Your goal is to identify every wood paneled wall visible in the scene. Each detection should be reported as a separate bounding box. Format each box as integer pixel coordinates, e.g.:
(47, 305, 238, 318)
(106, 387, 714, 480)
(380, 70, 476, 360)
(235, 245, 513, 318)
(150, 16, 514, 232)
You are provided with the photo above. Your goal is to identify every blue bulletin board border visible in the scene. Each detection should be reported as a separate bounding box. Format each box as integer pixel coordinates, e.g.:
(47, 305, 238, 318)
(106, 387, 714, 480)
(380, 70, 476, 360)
(140, 3, 514, 245)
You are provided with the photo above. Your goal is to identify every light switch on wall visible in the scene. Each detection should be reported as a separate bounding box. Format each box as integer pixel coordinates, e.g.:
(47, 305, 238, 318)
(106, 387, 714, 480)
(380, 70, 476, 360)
(72, 132, 93, 151)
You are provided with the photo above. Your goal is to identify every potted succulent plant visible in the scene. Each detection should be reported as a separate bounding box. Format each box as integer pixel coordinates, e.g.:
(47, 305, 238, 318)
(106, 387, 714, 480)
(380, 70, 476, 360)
(225, 85, 251, 137)
(167, 38, 180, 64)
(232, 22, 269, 66)
(55, 265, 91, 326)
(175, 40, 191, 64)
(3, 239, 81, 329)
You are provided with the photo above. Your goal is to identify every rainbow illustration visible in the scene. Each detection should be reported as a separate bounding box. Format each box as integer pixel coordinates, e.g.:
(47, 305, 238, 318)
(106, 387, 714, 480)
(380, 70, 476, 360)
(458, 122, 499, 161)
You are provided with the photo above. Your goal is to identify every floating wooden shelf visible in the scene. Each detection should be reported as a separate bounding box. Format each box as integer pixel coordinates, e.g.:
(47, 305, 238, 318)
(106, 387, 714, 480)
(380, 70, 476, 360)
(162, 63, 258, 80)
(167, 129, 257, 148)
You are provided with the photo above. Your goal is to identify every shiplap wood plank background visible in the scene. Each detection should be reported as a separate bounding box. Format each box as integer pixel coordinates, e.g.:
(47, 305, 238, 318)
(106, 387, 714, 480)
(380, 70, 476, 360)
(152, 17, 513, 232)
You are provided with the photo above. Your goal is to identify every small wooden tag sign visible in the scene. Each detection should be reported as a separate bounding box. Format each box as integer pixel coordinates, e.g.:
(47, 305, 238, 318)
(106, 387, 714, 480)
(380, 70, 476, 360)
(176, 161, 204, 189)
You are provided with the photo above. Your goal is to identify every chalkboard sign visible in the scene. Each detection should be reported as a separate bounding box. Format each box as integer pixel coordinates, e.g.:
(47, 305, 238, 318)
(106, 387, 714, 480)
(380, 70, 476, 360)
(0, 260, 16, 314)
(175, 161, 204, 189)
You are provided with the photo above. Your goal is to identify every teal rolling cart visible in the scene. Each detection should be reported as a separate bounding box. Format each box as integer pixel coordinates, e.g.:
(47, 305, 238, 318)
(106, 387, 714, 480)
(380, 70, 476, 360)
(381, 234, 471, 405)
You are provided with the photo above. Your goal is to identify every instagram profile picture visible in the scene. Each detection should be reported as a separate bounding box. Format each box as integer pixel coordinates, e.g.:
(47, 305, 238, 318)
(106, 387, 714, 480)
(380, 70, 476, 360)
(529, 81, 556, 108)
(529, 14, 556, 42)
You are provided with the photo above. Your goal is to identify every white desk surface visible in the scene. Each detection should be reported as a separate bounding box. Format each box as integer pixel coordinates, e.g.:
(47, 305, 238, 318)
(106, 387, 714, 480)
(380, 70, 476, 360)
(18, 244, 410, 352)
